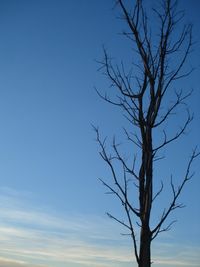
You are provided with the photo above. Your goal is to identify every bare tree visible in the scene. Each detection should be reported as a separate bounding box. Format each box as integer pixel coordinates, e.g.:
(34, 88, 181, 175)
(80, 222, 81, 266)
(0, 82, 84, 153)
(94, 1, 199, 267)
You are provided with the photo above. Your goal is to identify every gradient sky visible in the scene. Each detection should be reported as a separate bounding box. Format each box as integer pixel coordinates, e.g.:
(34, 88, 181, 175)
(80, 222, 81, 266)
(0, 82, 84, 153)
(0, 1, 199, 267)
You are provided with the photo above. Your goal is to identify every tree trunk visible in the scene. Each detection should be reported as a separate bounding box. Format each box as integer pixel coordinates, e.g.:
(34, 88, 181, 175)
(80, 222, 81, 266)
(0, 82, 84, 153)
(139, 225, 151, 267)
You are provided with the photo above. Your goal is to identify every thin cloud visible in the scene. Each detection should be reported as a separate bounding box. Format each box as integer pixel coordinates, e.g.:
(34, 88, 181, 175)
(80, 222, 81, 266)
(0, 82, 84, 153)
(152, 242, 200, 266)
(0, 187, 134, 267)
(0, 257, 46, 267)
(0, 187, 199, 267)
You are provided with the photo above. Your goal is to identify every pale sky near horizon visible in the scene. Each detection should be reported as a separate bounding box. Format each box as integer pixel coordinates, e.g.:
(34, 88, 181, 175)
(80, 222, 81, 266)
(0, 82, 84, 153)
(0, 0, 199, 267)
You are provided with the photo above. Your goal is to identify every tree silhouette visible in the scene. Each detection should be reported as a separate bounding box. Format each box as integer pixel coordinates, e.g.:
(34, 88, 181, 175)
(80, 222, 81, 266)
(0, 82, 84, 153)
(94, 1, 199, 266)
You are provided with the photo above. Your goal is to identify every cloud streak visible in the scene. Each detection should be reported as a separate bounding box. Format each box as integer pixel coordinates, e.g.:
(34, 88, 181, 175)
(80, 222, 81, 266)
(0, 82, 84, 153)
(0, 187, 134, 267)
(0, 187, 199, 267)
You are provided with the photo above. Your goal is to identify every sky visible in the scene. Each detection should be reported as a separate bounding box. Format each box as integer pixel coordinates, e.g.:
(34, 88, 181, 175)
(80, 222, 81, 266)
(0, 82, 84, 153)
(0, 0, 199, 267)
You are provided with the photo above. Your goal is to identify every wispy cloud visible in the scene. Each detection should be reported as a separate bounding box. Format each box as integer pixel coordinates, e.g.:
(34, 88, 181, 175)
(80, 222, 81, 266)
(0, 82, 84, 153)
(152, 241, 200, 266)
(0, 187, 134, 267)
(0, 187, 199, 267)
(0, 257, 46, 267)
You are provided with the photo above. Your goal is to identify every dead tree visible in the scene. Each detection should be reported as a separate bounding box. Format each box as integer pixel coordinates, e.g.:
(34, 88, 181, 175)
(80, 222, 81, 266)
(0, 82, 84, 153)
(94, 1, 199, 267)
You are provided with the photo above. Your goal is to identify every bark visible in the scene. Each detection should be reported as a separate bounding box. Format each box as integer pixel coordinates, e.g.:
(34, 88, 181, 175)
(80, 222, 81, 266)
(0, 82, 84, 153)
(138, 129, 153, 267)
(139, 225, 151, 267)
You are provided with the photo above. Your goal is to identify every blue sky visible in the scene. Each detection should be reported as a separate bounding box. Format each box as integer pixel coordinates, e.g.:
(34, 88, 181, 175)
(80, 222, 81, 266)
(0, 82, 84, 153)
(0, 0, 199, 266)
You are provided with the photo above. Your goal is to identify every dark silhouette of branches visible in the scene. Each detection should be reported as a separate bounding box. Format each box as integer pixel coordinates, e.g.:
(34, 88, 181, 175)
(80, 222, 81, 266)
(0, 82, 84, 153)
(94, 1, 198, 267)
